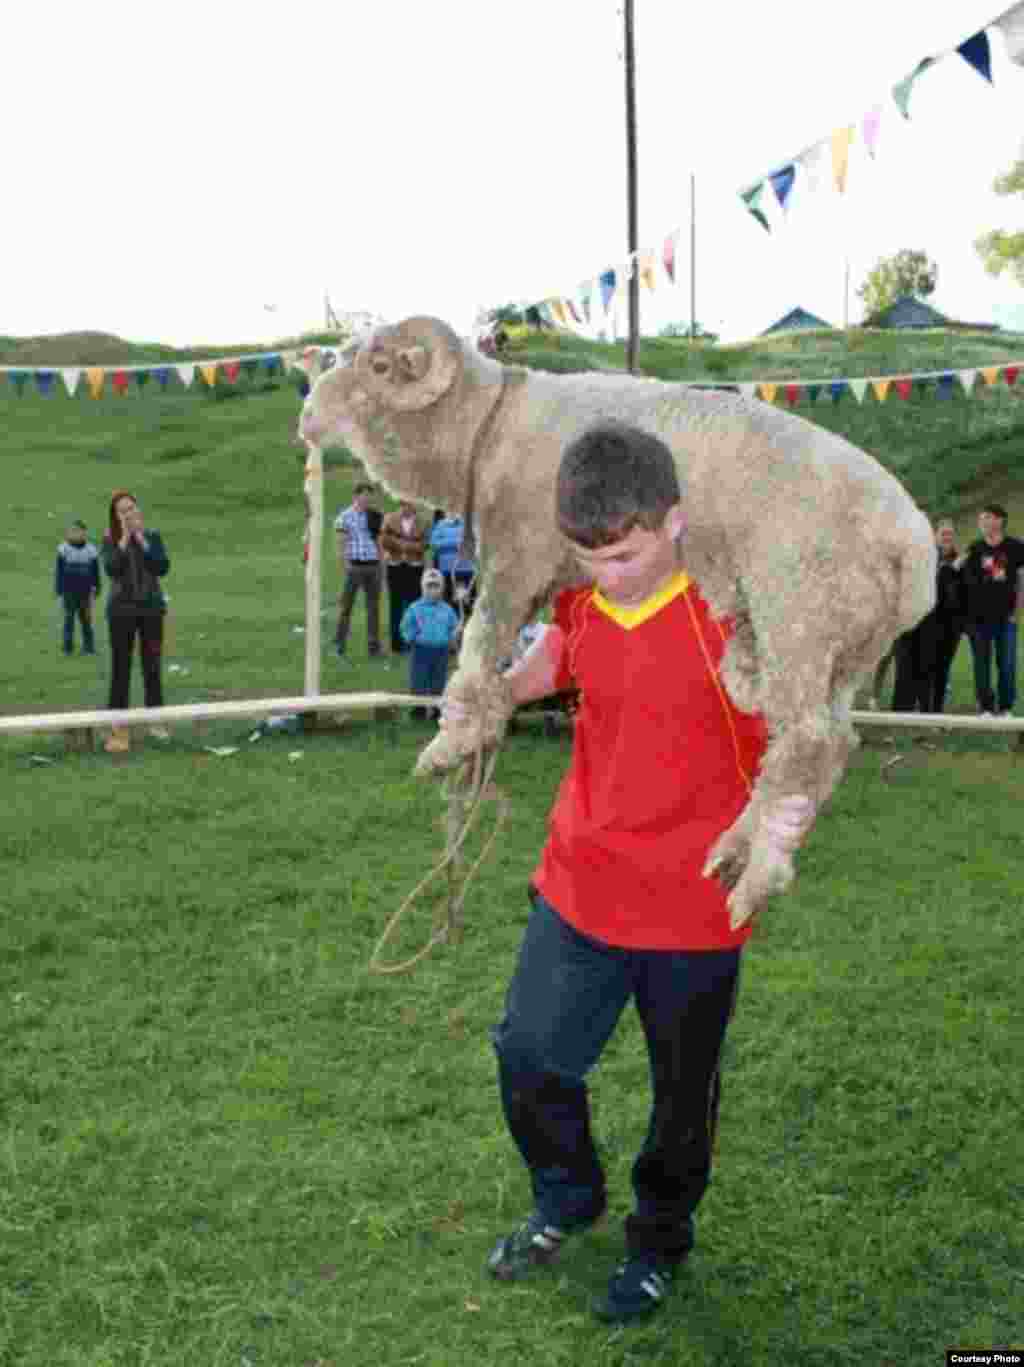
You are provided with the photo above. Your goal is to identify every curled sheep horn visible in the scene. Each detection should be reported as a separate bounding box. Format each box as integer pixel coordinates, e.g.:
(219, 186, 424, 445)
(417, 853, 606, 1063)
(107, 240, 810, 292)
(353, 316, 461, 412)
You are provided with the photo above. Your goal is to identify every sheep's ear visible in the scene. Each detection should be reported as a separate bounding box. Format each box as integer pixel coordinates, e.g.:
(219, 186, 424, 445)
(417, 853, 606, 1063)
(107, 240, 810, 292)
(396, 346, 429, 382)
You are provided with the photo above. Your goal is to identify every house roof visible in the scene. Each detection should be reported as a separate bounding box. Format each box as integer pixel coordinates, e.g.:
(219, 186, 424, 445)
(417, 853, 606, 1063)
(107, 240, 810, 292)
(864, 294, 951, 329)
(760, 306, 835, 336)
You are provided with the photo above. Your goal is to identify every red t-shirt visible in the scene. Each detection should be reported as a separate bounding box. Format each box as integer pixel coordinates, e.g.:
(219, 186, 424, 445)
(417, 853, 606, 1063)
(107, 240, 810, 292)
(531, 571, 768, 950)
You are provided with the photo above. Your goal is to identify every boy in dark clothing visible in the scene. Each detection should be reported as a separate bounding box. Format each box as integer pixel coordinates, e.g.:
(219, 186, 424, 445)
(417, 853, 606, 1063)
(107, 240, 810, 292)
(54, 519, 100, 655)
(957, 505, 1024, 716)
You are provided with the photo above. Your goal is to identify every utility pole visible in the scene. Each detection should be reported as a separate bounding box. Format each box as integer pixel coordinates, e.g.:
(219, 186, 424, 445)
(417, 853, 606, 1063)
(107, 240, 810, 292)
(624, 0, 639, 373)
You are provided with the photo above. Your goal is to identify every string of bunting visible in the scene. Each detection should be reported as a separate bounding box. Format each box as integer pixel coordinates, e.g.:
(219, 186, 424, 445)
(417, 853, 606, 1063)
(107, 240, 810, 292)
(739, 0, 1024, 232)
(0, 345, 328, 399)
(721, 361, 1022, 406)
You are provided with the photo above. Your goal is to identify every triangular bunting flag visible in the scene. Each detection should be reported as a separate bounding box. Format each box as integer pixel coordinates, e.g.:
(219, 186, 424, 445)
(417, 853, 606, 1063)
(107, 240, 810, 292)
(831, 127, 853, 194)
(957, 31, 992, 83)
(981, 366, 1000, 386)
(111, 370, 129, 396)
(176, 364, 195, 388)
(61, 368, 81, 397)
(895, 378, 912, 400)
(579, 281, 593, 325)
(892, 57, 936, 119)
(8, 370, 29, 396)
(937, 373, 955, 399)
(1004, 365, 1019, 386)
(85, 367, 105, 399)
(996, 0, 1024, 65)
(871, 378, 891, 402)
(599, 269, 616, 313)
(829, 380, 847, 403)
(739, 383, 757, 402)
(134, 369, 150, 390)
(758, 383, 778, 403)
(34, 370, 56, 397)
(848, 378, 868, 403)
(663, 230, 678, 283)
(638, 249, 657, 291)
(915, 377, 930, 396)
(862, 105, 882, 160)
(769, 164, 796, 212)
(280, 349, 297, 371)
(153, 367, 172, 389)
(550, 299, 567, 326)
(740, 182, 771, 232)
(262, 355, 281, 375)
(806, 383, 821, 403)
(223, 361, 241, 384)
(959, 370, 977, 395)
(797, 140, 829, 194)
(241, 358, 260, 381)
(784, 383, 800, 405)
(199, 364, 218, 387)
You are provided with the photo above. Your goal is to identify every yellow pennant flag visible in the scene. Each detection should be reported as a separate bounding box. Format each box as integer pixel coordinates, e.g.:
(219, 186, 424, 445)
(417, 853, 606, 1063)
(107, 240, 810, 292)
(638, 249, 657, 291)
(981, 366, 1000, 386)
(871, 378, 891, 402)
(831, 126, 853, 194)
(199, 363, 218, 387)
(758, 382, 778, 404)
(85, 367, 105, 399)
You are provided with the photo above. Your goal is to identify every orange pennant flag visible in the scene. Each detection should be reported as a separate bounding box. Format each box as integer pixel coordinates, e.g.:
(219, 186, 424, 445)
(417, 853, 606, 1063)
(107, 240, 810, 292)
(638, 249, 657, 291)
(831, 126, 853, 194)
(199, 363, 218, 387)
(85, 367, 105, 399)
(980, 366, 999, 386)
(871, 378, 891, 402)
(758, 382, 778, 404)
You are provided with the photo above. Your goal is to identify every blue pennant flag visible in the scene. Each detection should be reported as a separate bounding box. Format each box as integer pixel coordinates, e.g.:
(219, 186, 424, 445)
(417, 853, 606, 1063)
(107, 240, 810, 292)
(768, 164, 796, 212)
(829, 380, 847, 404)
(957, 31, 992, 83)
(153, 367, 171, 390)
(8, 370, 29, 396)
(34, 370, 56, 397)
(599, 269, 617, 313)
(937, 372, 956, 398)
(263, 354, 281, 375)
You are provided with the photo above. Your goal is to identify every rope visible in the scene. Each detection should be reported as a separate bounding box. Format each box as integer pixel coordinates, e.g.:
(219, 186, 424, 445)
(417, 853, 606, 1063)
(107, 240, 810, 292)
(368, 739, 509, 975)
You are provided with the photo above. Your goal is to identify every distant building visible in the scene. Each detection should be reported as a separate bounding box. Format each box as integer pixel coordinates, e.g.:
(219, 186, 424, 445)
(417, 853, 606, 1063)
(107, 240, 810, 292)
(862, 295, 950, 329)
(760, 306, 835, 336)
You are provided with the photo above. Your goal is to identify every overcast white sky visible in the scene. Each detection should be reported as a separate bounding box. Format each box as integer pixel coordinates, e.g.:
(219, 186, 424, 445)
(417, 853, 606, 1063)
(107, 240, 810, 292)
(6, 1, 1024, 348)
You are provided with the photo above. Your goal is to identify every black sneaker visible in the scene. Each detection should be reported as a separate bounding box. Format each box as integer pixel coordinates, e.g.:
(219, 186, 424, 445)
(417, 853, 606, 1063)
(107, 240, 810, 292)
(593, 1255, 676, 1323)
(486, 1212, 571, 1281)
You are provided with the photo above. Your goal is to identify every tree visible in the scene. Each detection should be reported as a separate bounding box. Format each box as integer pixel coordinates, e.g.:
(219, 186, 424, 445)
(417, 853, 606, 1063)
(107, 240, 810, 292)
(857, 249, 938, 318)
(658, 320, 719, 342)
(975, 159, 1024, 288)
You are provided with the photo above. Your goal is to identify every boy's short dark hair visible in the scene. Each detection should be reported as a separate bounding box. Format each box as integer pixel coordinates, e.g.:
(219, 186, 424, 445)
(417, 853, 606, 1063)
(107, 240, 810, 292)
(353, 481, 374, 496)
(557, 421, 681, 548)
(983, 503, 1008, 524)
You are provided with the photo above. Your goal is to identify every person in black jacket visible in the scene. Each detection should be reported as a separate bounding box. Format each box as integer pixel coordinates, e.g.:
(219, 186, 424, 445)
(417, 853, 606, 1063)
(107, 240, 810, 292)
(956, 504, 1024, 717)
(100, 489, 171, 753)
(891, 520, 967, 715)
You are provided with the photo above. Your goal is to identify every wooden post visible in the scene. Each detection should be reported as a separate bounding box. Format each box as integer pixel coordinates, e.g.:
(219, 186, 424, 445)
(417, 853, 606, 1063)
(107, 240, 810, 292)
(304, 442, 323, 705)
(624, 0, 639, 374)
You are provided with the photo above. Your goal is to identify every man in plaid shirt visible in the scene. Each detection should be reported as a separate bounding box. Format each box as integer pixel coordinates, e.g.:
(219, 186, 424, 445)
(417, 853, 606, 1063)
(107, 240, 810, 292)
(333, 482, 383, 660)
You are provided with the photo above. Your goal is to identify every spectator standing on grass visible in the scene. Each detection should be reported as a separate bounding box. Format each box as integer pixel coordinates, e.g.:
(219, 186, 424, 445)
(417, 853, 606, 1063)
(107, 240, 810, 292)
(429, 513, 477, 615)
(333, 482, 383, 662)
(378, 500, 428, 656)
(399, 568, 458, 720)
(54, 518, 99, 656)
(956, 504, 1024, 717)
(890, 519, 966, 715)
(100, 490, 170, 754)
(454, 422, 815, 1324)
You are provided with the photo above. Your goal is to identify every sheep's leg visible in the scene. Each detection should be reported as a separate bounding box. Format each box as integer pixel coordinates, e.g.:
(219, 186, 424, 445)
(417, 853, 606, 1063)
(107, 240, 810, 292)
(413, 577, 529, 777)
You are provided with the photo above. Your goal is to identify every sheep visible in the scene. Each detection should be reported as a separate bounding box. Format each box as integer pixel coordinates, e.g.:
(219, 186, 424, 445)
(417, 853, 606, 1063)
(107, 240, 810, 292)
(299, 316, 936, 927)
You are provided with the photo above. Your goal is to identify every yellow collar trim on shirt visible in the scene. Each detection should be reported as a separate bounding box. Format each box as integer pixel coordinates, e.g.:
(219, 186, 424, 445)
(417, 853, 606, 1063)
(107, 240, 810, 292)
(591, 569, 691, 629)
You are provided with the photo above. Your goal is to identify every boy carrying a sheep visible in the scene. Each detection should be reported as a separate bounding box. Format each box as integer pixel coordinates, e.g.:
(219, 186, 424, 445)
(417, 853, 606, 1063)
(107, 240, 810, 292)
(450, 422, 816, 1323)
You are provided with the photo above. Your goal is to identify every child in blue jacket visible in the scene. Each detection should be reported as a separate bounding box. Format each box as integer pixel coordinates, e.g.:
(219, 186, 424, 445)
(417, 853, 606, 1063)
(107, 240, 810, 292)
(54, 519, 100, 655)
(400, 568, 459, 720)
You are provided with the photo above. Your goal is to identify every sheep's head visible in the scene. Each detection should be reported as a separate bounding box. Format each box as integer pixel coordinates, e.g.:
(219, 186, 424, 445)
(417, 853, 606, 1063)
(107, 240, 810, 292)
(300, 316, 462, 447)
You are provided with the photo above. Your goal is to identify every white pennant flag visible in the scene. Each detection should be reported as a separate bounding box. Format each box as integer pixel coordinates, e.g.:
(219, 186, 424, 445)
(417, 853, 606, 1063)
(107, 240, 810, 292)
(739, 383, 757, 402)
(281, 348, 298, 370)
(959, 369, 977, 395)
(61, 368, 81, 397)
(176, 364, 195, 388)
(797, 139, 829, 195)
(848, 378, 869, 404)
(996, 0, 1024, 64)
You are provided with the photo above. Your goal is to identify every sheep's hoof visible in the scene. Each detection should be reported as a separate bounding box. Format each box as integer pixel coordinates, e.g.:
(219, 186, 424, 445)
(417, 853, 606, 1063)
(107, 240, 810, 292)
(413, 730, 475, 777)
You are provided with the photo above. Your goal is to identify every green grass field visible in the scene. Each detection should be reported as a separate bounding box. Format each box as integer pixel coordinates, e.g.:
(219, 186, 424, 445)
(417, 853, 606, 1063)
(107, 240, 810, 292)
(1, 327, 1022, 1365)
